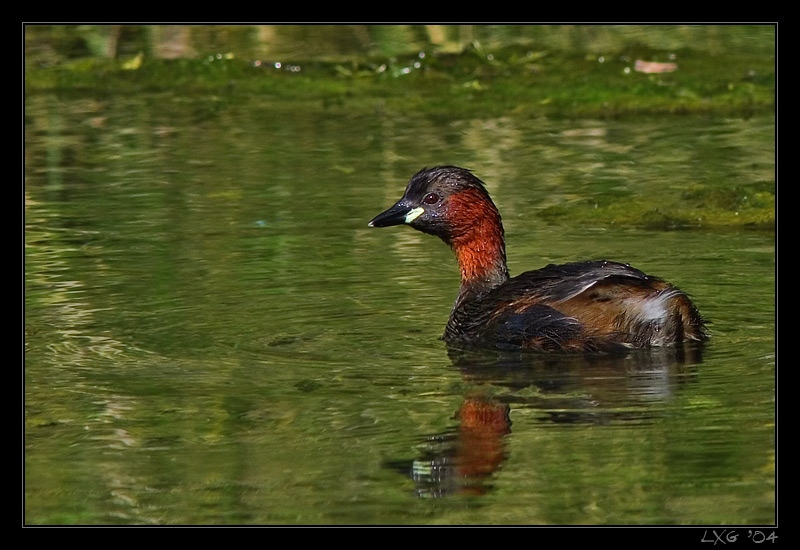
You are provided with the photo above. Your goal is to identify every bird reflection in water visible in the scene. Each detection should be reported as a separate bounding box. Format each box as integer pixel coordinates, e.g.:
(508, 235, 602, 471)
(386, 343, 704, 498)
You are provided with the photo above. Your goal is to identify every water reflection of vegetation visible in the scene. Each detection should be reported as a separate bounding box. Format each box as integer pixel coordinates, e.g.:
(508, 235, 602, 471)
(24, 25, 776, 229)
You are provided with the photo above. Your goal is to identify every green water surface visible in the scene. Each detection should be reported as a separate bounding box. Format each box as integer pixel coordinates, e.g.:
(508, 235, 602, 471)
(24, 25, 776, 526)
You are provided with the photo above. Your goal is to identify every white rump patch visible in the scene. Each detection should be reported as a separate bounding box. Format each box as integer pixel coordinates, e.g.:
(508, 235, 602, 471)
(631, 289, 682, 323)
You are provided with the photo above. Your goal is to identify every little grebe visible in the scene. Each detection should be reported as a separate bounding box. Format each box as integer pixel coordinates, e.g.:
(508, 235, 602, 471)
(369, 166, 707, 351)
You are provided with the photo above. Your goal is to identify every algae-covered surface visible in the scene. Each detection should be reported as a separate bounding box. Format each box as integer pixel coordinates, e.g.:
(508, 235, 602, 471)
(26, 25, 774, 119)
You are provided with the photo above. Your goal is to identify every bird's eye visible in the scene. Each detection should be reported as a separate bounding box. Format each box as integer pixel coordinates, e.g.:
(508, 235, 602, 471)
(422, 192, 440, 205)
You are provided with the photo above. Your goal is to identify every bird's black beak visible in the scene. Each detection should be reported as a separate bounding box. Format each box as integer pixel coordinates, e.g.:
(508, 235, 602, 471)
(368, 199, 418, 228)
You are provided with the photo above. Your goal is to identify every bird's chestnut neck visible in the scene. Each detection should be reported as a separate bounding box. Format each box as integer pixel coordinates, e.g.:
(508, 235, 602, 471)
(444, 189, 510, 295)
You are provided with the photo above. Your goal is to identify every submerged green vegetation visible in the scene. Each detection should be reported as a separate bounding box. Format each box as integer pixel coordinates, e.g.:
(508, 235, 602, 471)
(25, 24, 775, 118)
(539, 179, 776, 229)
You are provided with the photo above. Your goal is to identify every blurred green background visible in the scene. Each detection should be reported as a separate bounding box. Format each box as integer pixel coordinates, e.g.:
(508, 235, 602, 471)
(25, 24, 775, 119)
